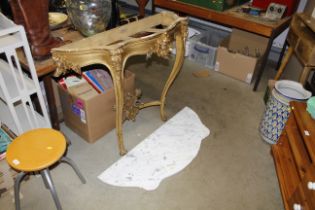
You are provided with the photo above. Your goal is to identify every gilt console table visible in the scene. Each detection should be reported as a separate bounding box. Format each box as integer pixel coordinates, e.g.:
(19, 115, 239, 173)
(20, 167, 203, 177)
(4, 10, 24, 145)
(52, 11, 188, 155)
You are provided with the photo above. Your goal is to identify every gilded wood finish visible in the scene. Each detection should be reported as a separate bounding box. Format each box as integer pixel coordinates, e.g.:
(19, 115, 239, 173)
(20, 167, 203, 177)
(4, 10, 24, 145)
(52, 12, 188, 155)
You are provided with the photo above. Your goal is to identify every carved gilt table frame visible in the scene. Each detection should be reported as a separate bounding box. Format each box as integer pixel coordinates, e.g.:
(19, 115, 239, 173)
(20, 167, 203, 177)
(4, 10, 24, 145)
(52, 12, 188, 155)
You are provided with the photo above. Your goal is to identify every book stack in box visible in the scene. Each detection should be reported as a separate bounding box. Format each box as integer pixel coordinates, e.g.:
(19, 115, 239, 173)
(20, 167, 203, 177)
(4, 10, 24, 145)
(58, 69, 113, 94)
(82, 69, 113, 93)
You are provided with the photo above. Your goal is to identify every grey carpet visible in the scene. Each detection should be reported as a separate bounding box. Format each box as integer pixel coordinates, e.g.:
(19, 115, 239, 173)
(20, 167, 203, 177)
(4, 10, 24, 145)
(0, 55, 283, 210)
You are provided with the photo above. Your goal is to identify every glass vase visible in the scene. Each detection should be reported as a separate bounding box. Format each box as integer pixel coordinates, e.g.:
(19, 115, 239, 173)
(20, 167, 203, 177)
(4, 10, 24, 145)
(65, 0, 112, 36)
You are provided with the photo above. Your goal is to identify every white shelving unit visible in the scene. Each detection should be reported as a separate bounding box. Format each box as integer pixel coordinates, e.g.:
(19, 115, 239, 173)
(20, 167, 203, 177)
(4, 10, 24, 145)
(0, 13, 51, 135)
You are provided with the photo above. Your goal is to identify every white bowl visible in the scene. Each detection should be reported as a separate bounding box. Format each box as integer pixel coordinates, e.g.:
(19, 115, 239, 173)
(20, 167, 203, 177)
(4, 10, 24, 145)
(275, 80, 312, 101)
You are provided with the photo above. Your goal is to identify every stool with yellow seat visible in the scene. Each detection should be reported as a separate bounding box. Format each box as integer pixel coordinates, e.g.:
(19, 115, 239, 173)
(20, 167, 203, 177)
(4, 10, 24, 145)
(6, 128, 86, 210)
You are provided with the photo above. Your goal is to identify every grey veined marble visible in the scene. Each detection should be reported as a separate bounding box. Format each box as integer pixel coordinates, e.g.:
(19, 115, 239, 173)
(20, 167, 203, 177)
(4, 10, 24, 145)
(98, 107, 210, 190)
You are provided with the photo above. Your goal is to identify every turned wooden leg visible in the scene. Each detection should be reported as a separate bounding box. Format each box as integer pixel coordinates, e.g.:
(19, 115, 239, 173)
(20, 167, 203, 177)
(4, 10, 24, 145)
(274, 47, 294, 81)
(136, 0, 149, 18)
(43, 74, 60, 130)
(160, 33, 185, 121)
(299, 66, 312, 86)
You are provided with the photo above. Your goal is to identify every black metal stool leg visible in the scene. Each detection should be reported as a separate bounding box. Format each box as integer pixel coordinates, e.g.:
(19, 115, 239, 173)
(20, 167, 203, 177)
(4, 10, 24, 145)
(14, 172, 27, 210)
(40, 169, 62, 210)
(60, 156, 86, 184)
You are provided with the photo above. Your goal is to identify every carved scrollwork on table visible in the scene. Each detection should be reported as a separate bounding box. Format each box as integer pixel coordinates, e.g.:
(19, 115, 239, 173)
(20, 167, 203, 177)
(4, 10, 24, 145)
(124, 88, 142, 121)
(180, 21, 189, 41)
(52, 55, 81, 77)
(109, 48, 124, 81)
(150, 32, 173, 58)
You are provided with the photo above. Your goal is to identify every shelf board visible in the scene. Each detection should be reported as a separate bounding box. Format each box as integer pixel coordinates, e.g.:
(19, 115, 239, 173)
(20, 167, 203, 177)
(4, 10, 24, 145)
(0, 99, 50, 135)
(0, 59, 37, 104)
(0, 34, 23, 53)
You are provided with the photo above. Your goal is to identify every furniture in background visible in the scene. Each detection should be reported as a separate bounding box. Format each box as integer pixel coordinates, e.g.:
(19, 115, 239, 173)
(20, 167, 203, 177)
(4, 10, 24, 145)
(6, 128, 86, 210)
(0, 13, 51, 135)
(274, 13, 315, 86)
(272, 101, 315, 210)
(136, 0, 149, 17)
(52, 11, 188, 155)
(15, 27, 83, 130)
(139, 0, 291, 91)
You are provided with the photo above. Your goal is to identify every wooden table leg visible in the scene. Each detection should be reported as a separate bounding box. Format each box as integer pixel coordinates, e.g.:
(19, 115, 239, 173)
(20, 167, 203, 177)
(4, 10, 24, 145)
(114, 72, 127, 156)
(160, 32, 185, 121)
(107, 54, 127, 155)
(135, 0, 149, 17)
(43, 74, 60, 130)
(274, 46, 293, 81)
(299, 66, 312, 85)
(276, 41, 288, 70)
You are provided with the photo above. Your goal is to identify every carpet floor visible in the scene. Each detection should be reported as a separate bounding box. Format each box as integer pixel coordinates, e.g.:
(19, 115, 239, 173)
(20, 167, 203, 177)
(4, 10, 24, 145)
(0, 55, 284, 210)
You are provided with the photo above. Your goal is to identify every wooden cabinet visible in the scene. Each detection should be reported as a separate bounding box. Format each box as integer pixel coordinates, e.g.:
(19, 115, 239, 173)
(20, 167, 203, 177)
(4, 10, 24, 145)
(272, 101, 315, 210)
(275, 13, 315, 85)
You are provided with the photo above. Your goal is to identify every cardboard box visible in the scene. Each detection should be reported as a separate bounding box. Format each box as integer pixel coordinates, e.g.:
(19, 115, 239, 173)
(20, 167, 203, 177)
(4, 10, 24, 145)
(58, 71, 135, 143)
(215, 29, 268, 84)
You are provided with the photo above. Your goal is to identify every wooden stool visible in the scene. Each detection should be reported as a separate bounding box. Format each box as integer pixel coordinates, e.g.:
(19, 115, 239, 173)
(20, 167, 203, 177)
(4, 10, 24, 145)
(274, 46, 314, 84)
(6, 128, 86, 210)
(274, 13, 315, 84)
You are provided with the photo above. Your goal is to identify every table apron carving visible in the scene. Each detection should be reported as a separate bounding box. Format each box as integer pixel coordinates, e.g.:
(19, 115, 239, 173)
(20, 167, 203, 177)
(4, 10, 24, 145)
(52, 12, 188, 155)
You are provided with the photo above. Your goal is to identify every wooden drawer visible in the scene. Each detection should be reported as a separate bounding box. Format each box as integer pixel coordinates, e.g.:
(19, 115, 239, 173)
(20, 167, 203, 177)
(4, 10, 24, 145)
(295, 35, 315, 66)
(286, 114, 312, 178)
(272, 133, 301, 202)
(288, 13, 315, 66)
(292, 102, 315, 163)
(300, 165, 315, 209)
(288, 184, 311, 210)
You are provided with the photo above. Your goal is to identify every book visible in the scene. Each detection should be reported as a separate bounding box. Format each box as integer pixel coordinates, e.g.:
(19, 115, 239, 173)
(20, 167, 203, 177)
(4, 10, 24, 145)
(82, 71, 105, 93)
(1, 123, 17, 140)
(0, 152, 6, 161)
(57, 77, 67, 90)
(68, 82, 98, 100)
(0, 127, 12, 154)
(63, 75, 86, 88)
(88, 69, 113, 92)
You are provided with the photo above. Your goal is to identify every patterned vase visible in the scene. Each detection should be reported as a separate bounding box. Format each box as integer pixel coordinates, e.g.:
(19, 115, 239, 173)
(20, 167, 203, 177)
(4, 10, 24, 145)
(259, 80, 311, 144)
(260, 89, 291, 144)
